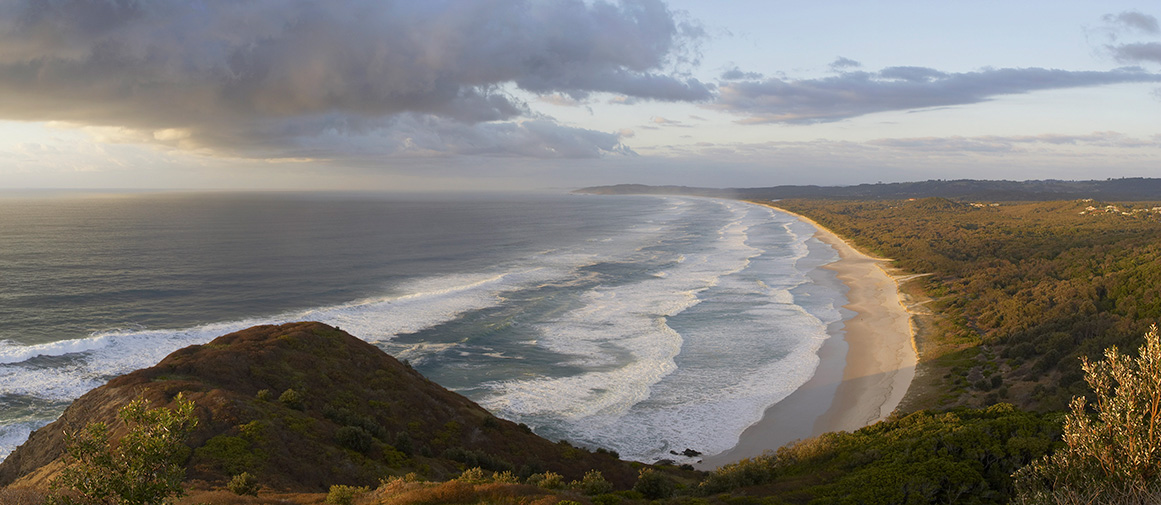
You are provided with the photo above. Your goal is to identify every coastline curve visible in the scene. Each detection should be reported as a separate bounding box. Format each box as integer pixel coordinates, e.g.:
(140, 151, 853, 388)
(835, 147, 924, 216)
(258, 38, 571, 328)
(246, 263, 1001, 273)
(697, 201, 920, 468)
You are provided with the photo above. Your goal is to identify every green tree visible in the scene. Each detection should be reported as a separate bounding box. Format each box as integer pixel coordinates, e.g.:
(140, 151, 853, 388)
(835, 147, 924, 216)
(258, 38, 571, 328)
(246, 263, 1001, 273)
(1014, 325, 1161, 504)
(50, 394, 198, 505)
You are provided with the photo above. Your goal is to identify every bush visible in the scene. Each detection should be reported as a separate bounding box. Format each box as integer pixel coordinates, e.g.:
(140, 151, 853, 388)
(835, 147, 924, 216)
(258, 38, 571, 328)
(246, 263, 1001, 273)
(336, 426, 375, 453)
(456, 467, 488, 483)
(698, 454, 777, 494)
(1014, 325, 1161, 504)
(492, 470, 520, 484)
(441, 446, 514, 472)
(394, 431, 414, 456)
(227, 472, 260, 496)
(194, 435, 265, 475)
(278, 388, 305, 410)
(326, 484, 370, 505)
(49, 394, 198, 505)
(633, 468, 675, 499)
(527, 471, 565, 489)
(573, 470, 614, 495)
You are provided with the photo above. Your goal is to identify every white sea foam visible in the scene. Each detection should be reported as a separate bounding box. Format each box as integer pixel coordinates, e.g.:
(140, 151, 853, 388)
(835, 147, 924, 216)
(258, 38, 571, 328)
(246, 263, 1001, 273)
(0, 270, 557, 401)
(0, 421, 48, 461)
(478, 199, 845, 462)
(0, 335, 114, 364)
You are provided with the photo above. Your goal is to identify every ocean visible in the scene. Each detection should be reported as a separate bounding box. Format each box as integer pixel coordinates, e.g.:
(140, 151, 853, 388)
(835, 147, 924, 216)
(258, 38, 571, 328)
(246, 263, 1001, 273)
(0, 191, 846, 463)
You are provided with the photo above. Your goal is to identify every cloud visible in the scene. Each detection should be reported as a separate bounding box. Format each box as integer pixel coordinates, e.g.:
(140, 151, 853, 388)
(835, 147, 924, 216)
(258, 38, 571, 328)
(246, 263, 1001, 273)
(711, 66, 1161, 124)
(1109, 43, 1161, 65)
(1103, 11, 1160, 34)
(721, 67, 763, 80)
(1099, 11, 1161, 65)
(0, 0, 708, 159)
(650, 116, 687, 127)
(540, 94, 588, 107)
(828, 57, 862, 71)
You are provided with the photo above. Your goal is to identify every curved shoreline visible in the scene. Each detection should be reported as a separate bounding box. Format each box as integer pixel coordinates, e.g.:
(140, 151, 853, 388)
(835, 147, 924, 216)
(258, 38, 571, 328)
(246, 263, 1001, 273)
(698, 202, 919, 468)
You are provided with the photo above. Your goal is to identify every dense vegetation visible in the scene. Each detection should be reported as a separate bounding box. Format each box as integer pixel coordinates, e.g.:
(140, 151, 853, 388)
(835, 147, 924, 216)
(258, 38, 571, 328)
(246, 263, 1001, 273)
(701, 404, 1059, 504)
(773, 198, 1161, 411)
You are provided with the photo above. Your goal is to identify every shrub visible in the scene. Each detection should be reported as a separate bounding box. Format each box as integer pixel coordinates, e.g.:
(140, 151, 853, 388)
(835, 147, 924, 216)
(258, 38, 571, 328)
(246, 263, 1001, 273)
(336, 426, 375, 453)
(527, 471, 565, 489)
(633, 468, 675, 499)
(1014, 325, 1161, 504)
(698, 454, 777, 494)
(492, 470, 520, 484)
(49, 394, 198, 505)
(441, 447, 514, 473)
(194, 435, 264, 475)
(227, 472, 260, 496)
(256, 389, 271, 401)
(278, 388, 305, 410)
(394, 431, 414, 456)
(456, 467, 489, 483)
(326, 485, 370, 505)
(573, 470, 614, 495)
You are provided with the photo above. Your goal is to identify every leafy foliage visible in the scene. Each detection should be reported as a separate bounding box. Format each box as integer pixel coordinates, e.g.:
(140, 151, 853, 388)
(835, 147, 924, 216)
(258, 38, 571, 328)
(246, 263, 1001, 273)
(278, 388, 305, 410)
(632, 468, 675, 499)
(227, 472, 260, 496)
(573, 469, 614, 495)
(325, 484, 369, 505)
(527, 471, 565, 489)
(1014, 325, 1161, 504)
(700, 404, 1059, 504)
(335, 426, 374, 453)
(49, 394, 197, 505)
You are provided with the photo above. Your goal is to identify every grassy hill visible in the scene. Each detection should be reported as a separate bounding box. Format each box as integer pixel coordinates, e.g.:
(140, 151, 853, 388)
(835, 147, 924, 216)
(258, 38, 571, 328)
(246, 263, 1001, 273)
(0, 322, 644, 494)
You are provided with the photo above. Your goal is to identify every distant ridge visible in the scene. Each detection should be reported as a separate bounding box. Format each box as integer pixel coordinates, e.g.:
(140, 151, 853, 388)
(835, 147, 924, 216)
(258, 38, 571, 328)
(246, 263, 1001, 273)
(575, 178, 1161, 201)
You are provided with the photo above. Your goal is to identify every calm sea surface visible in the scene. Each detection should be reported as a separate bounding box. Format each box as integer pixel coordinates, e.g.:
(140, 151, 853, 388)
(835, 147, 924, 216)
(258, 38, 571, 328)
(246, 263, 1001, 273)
(0, 192, 845, 462)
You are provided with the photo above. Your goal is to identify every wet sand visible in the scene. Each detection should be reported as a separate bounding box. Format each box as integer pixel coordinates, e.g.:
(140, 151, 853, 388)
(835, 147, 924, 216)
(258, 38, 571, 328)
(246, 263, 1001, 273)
(697, 203, 918, 468)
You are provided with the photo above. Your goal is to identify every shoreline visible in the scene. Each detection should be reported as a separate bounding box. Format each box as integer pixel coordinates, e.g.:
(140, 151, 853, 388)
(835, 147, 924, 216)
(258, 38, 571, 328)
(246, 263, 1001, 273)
(697, 202, 918, 468)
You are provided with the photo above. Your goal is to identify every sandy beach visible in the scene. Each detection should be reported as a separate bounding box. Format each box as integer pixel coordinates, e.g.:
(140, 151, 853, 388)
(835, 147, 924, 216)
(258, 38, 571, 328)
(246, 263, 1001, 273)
(698, 202, 918, 468)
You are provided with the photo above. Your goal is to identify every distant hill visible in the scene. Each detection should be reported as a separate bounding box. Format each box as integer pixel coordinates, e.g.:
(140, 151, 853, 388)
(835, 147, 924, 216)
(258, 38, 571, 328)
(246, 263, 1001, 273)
(0, 322, 637, 492)
(575, 178, 1161, 201)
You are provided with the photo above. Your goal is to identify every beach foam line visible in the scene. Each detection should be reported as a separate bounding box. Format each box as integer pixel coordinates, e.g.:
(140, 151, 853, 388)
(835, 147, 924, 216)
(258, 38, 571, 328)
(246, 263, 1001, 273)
(697, 201, 919, 468)
(477, 198, 842, 463)
(0, 335, 113, 365)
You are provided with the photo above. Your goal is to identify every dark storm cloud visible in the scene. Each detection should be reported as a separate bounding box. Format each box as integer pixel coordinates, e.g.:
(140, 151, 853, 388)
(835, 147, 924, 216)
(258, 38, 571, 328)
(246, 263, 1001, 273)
(0, 0, 707, 158)
(712, 66, 1161, 124)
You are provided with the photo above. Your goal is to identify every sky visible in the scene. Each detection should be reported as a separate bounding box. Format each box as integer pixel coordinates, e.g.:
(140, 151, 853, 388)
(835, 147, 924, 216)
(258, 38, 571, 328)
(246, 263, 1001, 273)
(0, 0, 1159, 191)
